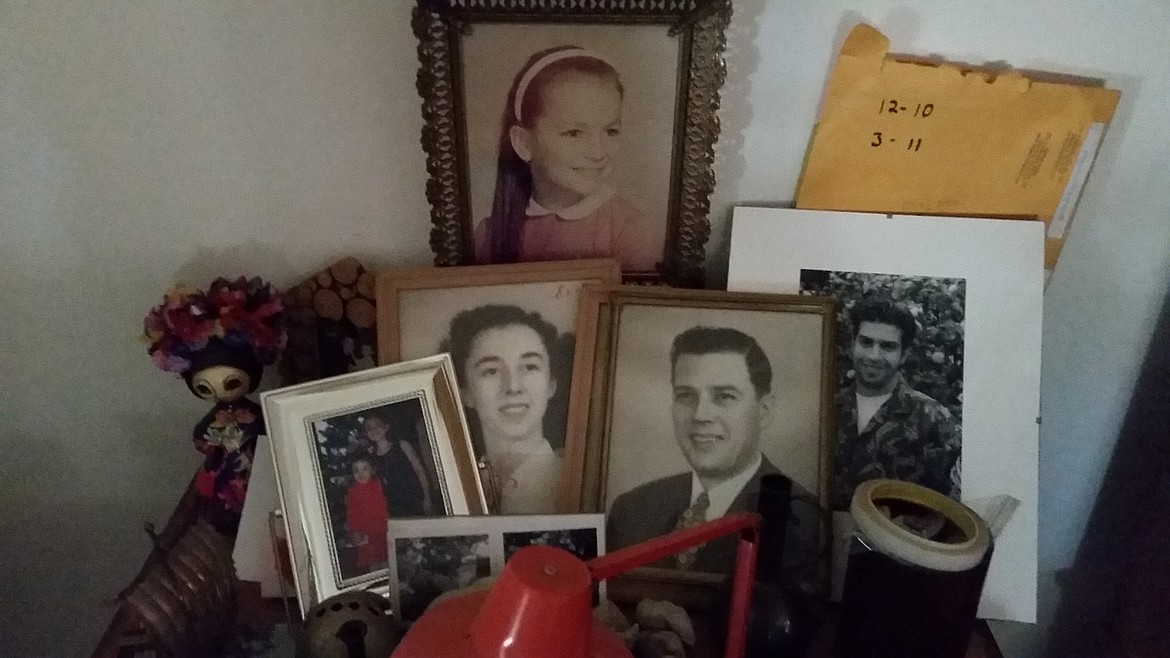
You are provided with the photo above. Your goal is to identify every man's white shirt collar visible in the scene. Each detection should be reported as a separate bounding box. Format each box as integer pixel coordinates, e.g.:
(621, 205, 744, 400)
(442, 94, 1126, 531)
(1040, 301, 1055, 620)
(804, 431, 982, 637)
(690, 453, 763, 519)
(525, 186, 615, 221)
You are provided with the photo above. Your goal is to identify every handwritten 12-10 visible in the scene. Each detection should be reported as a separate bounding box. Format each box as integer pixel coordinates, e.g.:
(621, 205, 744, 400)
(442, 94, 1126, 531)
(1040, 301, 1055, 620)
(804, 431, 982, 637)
(879, 99, 935, 116)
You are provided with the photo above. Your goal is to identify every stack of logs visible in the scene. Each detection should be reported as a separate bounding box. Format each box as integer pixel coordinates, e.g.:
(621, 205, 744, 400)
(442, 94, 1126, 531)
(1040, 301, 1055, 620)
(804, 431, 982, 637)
(281, 257, 377, 385)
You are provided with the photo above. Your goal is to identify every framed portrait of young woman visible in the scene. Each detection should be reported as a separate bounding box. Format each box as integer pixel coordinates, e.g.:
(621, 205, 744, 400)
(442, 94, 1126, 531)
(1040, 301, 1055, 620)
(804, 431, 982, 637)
(413, 0, 732, 286)
(377, 259, 621, 516)
(565, 285, 836, 597)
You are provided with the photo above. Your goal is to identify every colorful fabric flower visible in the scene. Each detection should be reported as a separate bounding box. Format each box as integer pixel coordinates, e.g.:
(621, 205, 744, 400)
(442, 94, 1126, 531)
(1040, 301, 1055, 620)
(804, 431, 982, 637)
(212, 409, 236, 427)
(205, 424, 246, 452)
(217, 477, 248, 511)
(143, 276, 287, 375)
(194, 470, 216, 498)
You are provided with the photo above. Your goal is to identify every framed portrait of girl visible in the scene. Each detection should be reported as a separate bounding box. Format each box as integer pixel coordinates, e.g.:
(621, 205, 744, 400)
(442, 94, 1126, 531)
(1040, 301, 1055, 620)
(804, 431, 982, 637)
(377, 259, 621, 515)
(414, 0, 732, 286)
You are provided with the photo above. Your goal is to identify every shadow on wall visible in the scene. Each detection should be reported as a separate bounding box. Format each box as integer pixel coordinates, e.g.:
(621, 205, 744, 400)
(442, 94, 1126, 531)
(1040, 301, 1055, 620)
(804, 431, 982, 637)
(1045, 280, 1170, 658)
(703, 0, 763, 288)
(706, 8, 869, 287)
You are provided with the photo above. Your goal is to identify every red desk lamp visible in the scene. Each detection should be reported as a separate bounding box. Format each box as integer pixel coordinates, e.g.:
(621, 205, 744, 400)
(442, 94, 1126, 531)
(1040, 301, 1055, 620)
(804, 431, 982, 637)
(392, 512, 760, 658)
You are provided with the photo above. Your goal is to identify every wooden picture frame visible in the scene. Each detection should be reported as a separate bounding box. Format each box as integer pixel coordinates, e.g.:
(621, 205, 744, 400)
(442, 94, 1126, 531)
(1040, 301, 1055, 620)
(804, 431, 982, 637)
(377, 259, 621, 515)
(413, 0, 732, 286)
(565, 286, 836, 592)
(261, 355, 487, 613)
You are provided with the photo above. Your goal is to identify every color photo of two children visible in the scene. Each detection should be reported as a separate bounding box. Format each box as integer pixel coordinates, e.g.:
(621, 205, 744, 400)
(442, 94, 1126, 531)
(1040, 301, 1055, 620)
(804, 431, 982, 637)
(311, 395, 444, 584)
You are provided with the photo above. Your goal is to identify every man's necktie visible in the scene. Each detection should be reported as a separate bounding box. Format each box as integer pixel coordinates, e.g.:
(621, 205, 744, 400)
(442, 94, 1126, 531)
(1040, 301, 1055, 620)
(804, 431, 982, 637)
(674, 490, 710, 570)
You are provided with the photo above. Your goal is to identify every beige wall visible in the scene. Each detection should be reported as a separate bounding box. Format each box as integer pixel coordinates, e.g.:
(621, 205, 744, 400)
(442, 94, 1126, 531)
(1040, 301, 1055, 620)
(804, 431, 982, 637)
(1, 1, 1168, 655)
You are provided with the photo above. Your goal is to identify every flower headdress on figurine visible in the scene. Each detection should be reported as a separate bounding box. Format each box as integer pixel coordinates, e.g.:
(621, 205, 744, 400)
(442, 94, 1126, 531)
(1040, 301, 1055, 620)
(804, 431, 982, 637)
(144, 276, 287, 399)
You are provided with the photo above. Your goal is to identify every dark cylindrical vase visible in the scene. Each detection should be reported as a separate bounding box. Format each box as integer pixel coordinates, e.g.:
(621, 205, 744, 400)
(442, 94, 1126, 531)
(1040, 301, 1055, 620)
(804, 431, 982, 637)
(835, 480, 993, 658)
(834, 540, 993, 658)
(744, 473, 815, 657)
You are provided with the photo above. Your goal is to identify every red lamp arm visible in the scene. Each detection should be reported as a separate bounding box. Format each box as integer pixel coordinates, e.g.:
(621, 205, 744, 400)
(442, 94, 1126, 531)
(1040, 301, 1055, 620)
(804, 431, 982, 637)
(586, 512, 761, 658)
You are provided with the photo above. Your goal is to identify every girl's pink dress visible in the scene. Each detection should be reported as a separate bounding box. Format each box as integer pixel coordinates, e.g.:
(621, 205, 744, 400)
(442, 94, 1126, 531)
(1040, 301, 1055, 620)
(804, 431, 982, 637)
(476, 194, 658, 272)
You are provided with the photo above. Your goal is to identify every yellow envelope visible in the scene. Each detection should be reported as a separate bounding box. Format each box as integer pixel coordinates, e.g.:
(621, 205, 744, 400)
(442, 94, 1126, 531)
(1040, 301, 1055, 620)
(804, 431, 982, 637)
(795, 24, 1119, 270)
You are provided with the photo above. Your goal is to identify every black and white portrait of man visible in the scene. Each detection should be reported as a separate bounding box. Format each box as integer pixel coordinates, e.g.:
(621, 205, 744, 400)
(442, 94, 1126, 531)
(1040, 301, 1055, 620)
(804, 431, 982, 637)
(602, 298, 832, 574)
(800, 270, 965, 510)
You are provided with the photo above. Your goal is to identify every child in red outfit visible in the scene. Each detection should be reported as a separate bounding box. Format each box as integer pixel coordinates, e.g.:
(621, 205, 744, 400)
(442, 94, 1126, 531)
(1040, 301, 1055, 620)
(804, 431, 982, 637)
(345, 456, 389, 568)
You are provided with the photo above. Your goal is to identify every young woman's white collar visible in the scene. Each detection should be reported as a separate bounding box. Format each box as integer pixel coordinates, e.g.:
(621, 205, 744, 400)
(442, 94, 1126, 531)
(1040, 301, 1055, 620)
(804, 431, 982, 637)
(525, 186, 615, 221)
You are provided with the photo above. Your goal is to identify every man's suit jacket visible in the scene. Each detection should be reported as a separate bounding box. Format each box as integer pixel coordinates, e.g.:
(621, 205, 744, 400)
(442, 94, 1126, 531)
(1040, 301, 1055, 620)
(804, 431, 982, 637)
(606, 456, 780, 573)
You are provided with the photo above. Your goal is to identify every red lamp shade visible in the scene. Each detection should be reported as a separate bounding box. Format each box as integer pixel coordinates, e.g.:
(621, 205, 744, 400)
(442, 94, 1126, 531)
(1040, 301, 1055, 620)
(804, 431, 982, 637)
(392, 512, 761, 658)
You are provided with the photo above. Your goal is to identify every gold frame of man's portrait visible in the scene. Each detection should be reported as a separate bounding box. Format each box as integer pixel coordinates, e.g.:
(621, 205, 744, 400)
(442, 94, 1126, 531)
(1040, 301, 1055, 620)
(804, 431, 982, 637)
(413, 0, 732, 286)
(564, 285, 835, 600)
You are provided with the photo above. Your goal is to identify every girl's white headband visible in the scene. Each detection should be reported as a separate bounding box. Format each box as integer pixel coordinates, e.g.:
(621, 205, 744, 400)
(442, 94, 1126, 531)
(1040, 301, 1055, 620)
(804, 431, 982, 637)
(513, 48, 610, 123)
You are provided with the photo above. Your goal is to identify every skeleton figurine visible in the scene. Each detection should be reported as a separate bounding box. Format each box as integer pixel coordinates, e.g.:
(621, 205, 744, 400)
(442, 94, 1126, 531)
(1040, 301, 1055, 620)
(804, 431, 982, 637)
(144, 277, 286, 536)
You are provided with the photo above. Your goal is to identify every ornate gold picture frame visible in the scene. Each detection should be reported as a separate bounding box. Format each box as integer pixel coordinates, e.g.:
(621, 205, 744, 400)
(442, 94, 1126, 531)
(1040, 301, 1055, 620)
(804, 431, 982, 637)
(414, 0, 732, 286)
